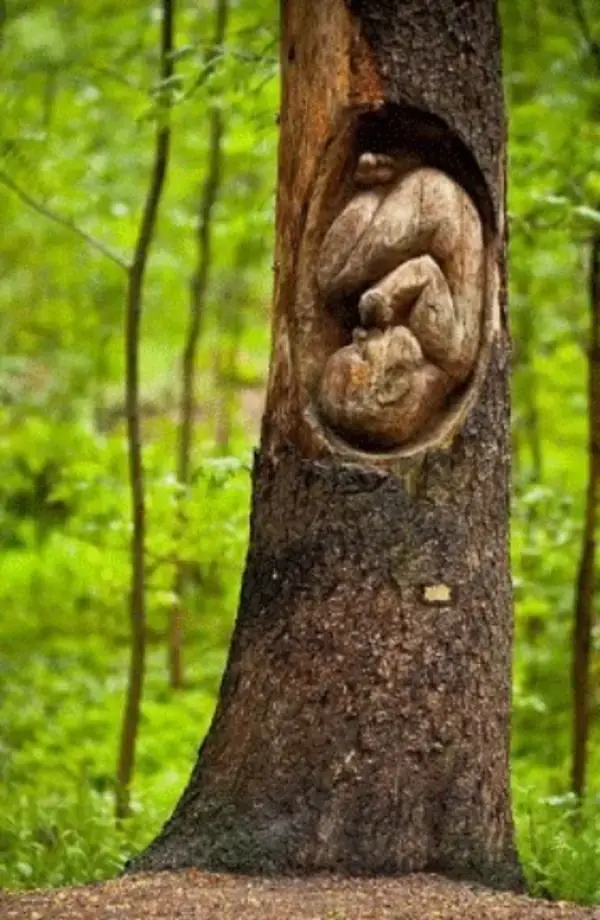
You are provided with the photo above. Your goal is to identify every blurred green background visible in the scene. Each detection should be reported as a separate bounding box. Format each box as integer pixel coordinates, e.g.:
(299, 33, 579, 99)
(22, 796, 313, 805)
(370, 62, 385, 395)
(1, 0, 599, 905)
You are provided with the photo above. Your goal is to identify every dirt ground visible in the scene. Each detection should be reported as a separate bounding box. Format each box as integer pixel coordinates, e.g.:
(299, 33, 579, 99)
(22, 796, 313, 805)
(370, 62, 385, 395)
(2, 872, 600, 920)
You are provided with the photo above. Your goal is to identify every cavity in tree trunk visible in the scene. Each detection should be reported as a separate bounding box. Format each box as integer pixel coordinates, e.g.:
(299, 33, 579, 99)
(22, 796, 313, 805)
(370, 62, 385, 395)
(131, 0, 523, 889)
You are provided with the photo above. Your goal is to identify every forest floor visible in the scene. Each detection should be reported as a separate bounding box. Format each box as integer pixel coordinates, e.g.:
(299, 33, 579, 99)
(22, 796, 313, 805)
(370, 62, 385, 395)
(2, 872, 600, 920)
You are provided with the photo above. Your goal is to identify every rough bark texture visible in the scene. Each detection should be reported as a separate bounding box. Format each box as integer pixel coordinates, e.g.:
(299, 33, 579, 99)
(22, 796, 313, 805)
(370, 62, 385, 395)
(131, 0, 521, 891)
(348, 0, 504, 211)
(131, 347, 519, 887)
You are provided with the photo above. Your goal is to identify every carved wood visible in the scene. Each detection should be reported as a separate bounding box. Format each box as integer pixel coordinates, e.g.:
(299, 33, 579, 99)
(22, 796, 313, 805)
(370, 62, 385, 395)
(316, 152, 485, 450)
(261, 0, 505, 477)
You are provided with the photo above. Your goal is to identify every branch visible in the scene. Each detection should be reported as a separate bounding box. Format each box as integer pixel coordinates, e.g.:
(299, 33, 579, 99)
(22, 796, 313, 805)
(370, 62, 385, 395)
(570, 0, 600, 70)
(181, 0, 229, 103)
(571, 0, 592, 40)
(0, 170, 129, 272)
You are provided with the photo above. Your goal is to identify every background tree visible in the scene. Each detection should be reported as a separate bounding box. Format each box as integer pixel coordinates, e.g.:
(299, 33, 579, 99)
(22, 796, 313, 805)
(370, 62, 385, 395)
(0, 0, 178, 821)
(569, 0, 600, 804)
(572, 225, 600, 803)
(169, 0, 229, 691)
(115, 0, 175, 821)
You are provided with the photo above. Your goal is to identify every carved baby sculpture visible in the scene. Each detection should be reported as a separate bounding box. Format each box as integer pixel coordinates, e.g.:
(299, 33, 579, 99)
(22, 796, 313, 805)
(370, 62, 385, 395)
(316, 152, 485, 449)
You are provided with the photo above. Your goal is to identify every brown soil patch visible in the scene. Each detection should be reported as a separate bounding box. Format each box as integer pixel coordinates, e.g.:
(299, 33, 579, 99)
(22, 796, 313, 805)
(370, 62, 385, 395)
(1, 872, 599, 920)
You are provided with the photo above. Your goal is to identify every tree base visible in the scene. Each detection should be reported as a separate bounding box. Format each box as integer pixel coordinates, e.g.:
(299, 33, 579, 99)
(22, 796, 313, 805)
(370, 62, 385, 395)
(130, 378, 523, 892)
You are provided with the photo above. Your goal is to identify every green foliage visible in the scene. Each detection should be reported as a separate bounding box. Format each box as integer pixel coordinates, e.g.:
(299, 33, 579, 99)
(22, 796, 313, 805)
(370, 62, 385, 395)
(0, 638, 221, 889)
(0, 454, 251, 889)
(515, 794, 600, 905)
(0, 0, 599, 907)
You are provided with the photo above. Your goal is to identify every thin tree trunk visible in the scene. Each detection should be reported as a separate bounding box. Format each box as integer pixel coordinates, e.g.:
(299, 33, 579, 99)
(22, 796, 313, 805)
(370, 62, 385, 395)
(115, 0, 174, 821)
(521, 313, 543, 483)
(213, 335, 239, 455)
(512, 308, 543, 486)
(571, 229, 600, 801)
(168, 0, 228, 690)
(131, 0, 523, 889)
(569, 0, 600, 805)
(213, 297, 244, 455)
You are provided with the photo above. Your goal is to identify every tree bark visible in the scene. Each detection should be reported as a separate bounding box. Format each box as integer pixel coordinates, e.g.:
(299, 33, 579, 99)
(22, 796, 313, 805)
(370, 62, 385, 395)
(131, 0, 523, 890)
(571, 229, 600, 801)
(115, 0, 174, 820)
(570, 1, 600, 805)
(169, 0, 228, 691)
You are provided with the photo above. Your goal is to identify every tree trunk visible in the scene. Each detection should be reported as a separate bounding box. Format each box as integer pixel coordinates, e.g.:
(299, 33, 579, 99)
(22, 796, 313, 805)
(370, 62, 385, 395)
(169, 0, 228, 691)
(115, 0, 174, 821)
(131, 0, 523, 890)
(570, 2, 600, 805)
(571, 228, 600, 801)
